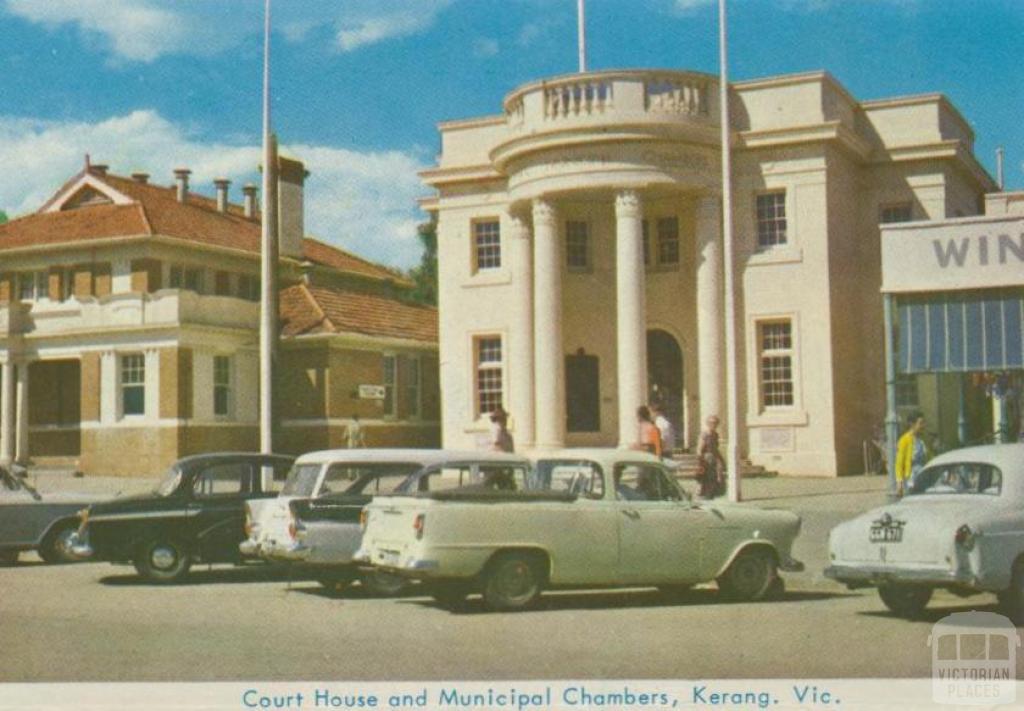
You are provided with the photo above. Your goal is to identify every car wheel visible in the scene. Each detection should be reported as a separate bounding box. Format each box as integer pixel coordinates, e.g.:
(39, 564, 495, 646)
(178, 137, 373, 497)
(431, 581, 473, 609)
(316, 568, 357, 594)
(999, 561, 1024, 625)
(717, 548, 777, 601)
(481, 552, 544, 612)
(133, 538, 192, 584)
(0, 550, 19, 566)
(38, 521, 81, 564)
(360, 570, 408, 597)
(878, 584, 932, 618)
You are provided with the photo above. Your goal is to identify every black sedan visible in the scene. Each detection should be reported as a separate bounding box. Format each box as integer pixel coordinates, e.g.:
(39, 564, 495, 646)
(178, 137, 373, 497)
(72, 453, 294, 583)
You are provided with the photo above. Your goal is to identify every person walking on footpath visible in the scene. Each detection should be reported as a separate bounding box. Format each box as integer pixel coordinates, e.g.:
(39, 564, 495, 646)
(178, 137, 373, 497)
(895, 411, 930, 497)
(651, 402, 676, 457)
(634, 406, 663, 458)
(697, 415, 726, 498)
(345, 414, 365, 449)
(488, 406, 515, 453)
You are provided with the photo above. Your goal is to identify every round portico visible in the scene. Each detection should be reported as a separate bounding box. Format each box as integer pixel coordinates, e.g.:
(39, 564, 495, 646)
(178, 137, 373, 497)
(492, 70, 728, 451)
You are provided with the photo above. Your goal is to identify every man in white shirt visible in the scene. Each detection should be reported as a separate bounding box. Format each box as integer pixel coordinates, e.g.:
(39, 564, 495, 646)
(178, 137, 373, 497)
(651, 403, 676, 455)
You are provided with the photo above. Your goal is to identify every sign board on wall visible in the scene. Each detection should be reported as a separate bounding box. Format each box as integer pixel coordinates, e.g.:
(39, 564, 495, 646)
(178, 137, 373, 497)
(358, 384, 386, 400)
(881, 216, 1024, 294)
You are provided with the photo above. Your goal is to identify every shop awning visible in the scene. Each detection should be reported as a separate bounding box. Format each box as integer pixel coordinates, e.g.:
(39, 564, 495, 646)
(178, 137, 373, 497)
(897, 288, 1024, 374)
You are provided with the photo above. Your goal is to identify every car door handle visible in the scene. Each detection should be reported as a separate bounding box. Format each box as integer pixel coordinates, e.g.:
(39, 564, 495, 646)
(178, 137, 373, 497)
(621, 509, 640, 520)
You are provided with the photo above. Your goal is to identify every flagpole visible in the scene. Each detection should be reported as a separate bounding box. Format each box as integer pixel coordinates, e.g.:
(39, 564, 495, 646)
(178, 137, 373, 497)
(719, 0, 741, 502)
(577, 0, 587, 72)
(259, 0, 279, 455)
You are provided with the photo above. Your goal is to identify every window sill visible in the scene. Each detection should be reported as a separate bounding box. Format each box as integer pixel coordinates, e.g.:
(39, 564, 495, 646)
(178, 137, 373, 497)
(748, 245, 803, 266)
(463, 270, 511, 288)
(746, 409, 808, 427)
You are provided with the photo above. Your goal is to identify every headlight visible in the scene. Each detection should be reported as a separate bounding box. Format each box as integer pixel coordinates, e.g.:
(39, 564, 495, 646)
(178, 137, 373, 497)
(955, 524, 976, 550)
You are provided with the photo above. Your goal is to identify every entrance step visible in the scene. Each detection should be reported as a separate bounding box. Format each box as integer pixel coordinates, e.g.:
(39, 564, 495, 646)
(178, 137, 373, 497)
(23, 457, 82, 478)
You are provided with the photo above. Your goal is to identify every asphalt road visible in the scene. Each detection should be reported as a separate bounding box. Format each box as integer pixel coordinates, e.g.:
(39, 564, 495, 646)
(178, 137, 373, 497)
(2, 476, 1019, 682)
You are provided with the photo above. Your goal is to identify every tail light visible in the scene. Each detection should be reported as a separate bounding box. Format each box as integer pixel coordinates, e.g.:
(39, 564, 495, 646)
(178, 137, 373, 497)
(955, 524, 975, 550)
(413, 513, 425, 540)
(360, 509, 368, 531)
(243, 504, 253, 537)
(288, 519, 297, 541)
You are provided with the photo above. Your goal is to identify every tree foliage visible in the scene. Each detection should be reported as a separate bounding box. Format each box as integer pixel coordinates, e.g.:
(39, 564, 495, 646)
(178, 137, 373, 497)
(0, 210, 7, 225)
(408, 216, 437, 305)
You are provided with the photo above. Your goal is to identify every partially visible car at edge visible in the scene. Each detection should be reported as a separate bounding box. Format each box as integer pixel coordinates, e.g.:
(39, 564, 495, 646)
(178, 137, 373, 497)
(71, 453, 294, 583)
(0, 465, 110, 564)
(825, 444, 1024, 622)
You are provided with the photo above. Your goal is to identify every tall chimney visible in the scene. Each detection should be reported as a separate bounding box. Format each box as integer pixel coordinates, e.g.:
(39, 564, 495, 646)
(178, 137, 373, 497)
(90, 164, 109, 177)
(131, 172, 149, 184)
(214, 178, 231, 213)
(277, 156, 308, 259)
(174, 168, 191, 203)
(242, 183, 258, 218)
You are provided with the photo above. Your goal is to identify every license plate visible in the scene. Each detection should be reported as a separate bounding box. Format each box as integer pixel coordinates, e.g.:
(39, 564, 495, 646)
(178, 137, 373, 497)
(870, 526, 903, 543)
(376, 549, 401, 567)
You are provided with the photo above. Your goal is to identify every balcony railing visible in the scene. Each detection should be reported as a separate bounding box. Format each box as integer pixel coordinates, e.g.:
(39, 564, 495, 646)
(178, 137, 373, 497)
(0, 290, 259, 338)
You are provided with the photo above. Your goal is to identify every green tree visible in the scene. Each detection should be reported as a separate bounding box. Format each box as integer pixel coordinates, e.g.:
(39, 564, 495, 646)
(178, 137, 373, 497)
(408, 216, 437, 305)
(0, 210, 7, 225)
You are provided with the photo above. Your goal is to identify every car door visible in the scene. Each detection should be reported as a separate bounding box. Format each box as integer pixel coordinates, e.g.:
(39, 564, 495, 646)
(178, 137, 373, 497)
(188, 460, 256, 562)
(614, 463, 713, 583)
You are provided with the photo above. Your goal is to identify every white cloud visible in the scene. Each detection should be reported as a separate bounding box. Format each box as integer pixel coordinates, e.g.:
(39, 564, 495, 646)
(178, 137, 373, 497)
(3, 0, 455, 62)
(0, 110, 428, 269)
(472, 37, 500, 58)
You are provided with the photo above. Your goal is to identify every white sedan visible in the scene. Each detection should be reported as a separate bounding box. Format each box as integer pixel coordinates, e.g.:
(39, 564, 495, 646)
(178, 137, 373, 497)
(825, 444, 1024, 621)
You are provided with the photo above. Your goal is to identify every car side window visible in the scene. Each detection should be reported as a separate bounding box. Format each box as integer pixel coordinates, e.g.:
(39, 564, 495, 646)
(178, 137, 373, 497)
(477, 465, 529, 491)
(418, 466, 473, 492)
(614, 464, 681, 502)
(538, 461, 604, 499)
(192, 462, 253, 498)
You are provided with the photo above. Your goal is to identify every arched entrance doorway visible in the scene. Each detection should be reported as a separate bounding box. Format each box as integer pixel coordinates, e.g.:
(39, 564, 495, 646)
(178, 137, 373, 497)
(647, 329, 684, 449)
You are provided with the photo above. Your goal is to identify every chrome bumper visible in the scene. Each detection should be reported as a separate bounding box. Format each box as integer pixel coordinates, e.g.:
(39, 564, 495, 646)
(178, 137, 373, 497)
(779, 556, 805, 573)
(824, 564, 974, 588)
(263, 541, 310, 562)
(238, 539, 262, 558)
(68, 532, 94, 560)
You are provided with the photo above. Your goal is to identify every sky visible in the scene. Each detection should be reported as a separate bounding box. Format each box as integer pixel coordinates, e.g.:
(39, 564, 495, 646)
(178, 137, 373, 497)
(0, 0, 1021, 269)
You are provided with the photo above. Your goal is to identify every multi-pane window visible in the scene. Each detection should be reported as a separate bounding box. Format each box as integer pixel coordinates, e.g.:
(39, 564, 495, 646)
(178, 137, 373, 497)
(475, 336, 503, 418)
(895, 374, 919, 408)
(214, 271, 231, 296)
(169, 265, 204, 293)
(406, 356, 421, 418)
(565, 221, 589, 270)
(473, 220, 501, 271)
(382, 355, 397, 417)
(17, 271, 45, 301)
(641, 220, 651, 266)
(880, 203, 913, 224)
(121, 354, 146, 416)
(758, 321, 794, 408)
(237, 274, 260, 301)
(656, 217, 680, 266)
(756, 191, 787, 247)
(214, 355, 231, 417)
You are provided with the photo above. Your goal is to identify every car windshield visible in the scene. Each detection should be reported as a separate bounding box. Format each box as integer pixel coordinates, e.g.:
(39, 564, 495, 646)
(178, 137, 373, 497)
(909, 462, 1003, 496)
(153, 467, 183, 497)
(280, 464, 323, 497)
(328, 464, 423, 496)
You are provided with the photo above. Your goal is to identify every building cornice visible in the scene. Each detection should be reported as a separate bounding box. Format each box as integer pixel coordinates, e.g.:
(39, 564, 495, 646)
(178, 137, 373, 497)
(419, 164, 505, 187)
(737, 121, 873, 161)
(285, 331, 438, 352)
(861, 92, 976, 144)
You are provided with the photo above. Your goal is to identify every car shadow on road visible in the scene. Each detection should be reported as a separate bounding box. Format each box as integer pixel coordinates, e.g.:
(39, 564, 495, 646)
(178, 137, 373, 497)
(857, 600, 1010, 625)
(402, 587, 855, 615)
(285, 582, 424, 600)
(97, 564, 317, 587)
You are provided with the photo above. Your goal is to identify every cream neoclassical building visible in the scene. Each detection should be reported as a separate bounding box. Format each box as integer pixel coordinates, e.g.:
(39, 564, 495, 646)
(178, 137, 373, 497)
(422, 68, 996, 476)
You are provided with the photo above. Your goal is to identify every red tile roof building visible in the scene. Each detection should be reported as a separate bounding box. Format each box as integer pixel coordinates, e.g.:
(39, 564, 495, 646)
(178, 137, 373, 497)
(0, 159, 439, 476)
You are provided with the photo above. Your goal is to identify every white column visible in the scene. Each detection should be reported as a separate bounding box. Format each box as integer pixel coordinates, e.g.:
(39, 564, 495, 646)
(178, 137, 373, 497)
(100, 351, 117, 424)
(532, 198, 565, 449)
(144, 349, 160, 421)
(0, 360, 14, 464)
(509, 213, 535, 449)
(14, 361, 29, 464)
(696, 195, 724, 429)
(615, 190, 648, 447)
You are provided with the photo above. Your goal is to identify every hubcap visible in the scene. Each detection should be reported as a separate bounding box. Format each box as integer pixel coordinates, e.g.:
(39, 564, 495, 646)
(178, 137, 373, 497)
(150, 545, 177, 570)
(735, 557, 767, 593)
(497, 561, 534, 599)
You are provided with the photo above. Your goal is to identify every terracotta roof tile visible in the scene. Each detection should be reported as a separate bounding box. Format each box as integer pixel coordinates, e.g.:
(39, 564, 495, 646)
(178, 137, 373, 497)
(280, 284, 437, 343)
(0, 171, 410, 287)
